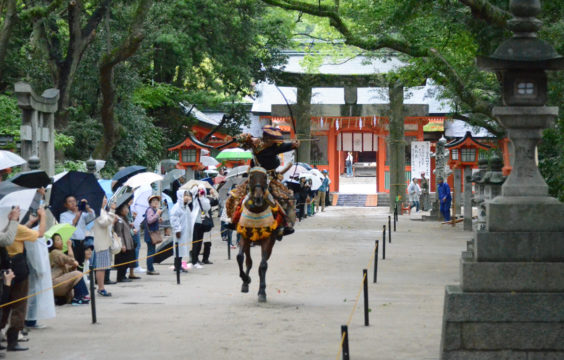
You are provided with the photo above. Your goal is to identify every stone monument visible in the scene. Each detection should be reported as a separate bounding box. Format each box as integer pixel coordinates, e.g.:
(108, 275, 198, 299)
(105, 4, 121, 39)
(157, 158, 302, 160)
(440, 1, 564, 359)
(15, 82, 59, 176)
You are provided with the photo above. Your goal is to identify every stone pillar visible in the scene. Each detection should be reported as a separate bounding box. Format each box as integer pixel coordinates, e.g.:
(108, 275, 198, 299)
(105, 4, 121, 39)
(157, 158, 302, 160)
(15, 82, 59, 177)
(454, 167, 462, 216)
(295, 84, 312, 164)
(388, 82, 405, 213)
(86, 158, 97, 177)
(463, 166, 472, 231)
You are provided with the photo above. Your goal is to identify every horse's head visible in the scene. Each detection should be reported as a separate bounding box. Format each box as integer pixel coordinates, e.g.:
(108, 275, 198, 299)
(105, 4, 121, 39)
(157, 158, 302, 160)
(246, 167, 269, 211)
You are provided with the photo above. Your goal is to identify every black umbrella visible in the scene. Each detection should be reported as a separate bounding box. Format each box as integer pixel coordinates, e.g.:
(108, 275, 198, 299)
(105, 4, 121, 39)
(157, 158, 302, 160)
(9, 170, 52, 189)
(111, 165, 147, 191)
(0, 181, 27, 200)
(49, 171, 105, 221)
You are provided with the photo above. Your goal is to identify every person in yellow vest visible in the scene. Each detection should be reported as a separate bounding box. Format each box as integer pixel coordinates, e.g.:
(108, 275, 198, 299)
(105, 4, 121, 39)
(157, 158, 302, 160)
(0, 206, 46, 352)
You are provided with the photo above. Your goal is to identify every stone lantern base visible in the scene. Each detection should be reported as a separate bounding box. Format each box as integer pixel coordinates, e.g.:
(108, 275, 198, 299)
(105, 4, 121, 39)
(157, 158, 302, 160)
(440, 106, 564, 359)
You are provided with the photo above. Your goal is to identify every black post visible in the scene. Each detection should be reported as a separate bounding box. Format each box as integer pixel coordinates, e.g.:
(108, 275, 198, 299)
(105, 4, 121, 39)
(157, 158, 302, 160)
(363, 269, 369, 326)
(227, 232, 231, 260)
(388, 216, 392, 243)
(382, 225, 386, 259)
(341, 325, 350, 360)
(394, 208, 397, 232)
(175, 241, 180, 285)
(89, 265, 97, 324)
(373, 240, 378, 283)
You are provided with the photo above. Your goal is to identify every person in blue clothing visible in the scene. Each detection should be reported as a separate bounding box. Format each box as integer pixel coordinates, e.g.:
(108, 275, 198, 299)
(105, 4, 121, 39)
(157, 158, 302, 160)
(437, 177, 452, 221)
(317, 170, 331, 212)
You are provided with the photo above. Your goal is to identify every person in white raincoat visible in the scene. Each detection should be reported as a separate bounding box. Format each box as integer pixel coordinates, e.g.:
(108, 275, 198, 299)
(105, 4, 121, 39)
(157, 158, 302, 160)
(187, 186, 210, 269)
(170, 189, 194, 272)
(24, 235, 56, 328)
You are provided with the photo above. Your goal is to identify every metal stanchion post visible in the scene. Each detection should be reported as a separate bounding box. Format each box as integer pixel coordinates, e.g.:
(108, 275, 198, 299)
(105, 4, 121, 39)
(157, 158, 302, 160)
(227, 233, 231, 260)
(89, 265, 97, 324)
(382, 225, 386, 259)
(373, 240, 378, 283)
(341, 325, 350, 360)
(388, 216, 392, 243)
(175, 241, 180, 285)
(363, 269, 369, 326)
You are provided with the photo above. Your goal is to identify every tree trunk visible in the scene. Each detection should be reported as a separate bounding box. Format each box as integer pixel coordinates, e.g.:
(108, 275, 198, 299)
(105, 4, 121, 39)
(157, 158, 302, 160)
(296, 83, 312, 163)
(388, 82, 405, 213)
(94, 0, 153, 159)
(0, 0, 18, 84)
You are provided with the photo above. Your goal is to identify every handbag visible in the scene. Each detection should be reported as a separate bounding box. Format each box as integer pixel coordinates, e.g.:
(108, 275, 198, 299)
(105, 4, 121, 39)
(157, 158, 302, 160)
(198, 198, 214, 233)
(110, 230, 122, 255)
(149, 230, 163, 245)
(8, 252, 29, 284)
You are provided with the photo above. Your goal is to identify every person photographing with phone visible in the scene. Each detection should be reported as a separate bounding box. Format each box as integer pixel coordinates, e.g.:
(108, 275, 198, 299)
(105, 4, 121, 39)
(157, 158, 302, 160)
(0, 205, 46, 352)
(60, 196, 95, 269)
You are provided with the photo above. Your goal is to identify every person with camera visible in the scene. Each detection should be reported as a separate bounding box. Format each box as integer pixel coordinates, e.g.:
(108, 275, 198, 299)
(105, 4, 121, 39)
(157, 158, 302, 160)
(187, 186, 211, 269)
(144, 195, 163, 275)
(60, 196, 95, 268)
(0, 206, 46, 352)
(0, 206, 20, 247)
(93, 197, 117, 297)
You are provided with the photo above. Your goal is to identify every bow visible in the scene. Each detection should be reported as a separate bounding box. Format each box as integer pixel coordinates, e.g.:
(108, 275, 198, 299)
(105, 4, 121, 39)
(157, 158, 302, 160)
(274, 85, 300, 180)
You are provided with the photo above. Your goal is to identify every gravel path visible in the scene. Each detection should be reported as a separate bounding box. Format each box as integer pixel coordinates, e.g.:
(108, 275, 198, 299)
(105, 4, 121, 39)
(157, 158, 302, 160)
(10, 207, 468, 360)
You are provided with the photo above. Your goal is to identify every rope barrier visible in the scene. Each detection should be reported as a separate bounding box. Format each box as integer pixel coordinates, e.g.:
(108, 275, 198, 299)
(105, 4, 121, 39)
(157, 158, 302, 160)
(0, 238, 205, 309)
(336, 330, 347, 360)
(335, 241, 378, 359)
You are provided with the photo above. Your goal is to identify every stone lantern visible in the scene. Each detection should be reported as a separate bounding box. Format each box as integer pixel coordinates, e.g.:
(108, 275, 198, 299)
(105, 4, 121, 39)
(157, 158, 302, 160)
(440, 1, 564, 359)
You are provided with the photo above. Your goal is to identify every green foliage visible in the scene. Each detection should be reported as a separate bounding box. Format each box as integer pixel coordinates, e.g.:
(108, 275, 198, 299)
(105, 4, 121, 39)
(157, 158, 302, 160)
(54, 160, 87, 173)
(54, 132, 75, 151)
(0, 94, 21, 149)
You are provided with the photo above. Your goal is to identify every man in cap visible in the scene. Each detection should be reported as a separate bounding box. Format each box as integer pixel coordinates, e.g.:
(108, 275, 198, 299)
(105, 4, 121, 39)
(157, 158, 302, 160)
(226, 125, 299, 237)
(317, 169, 331, 212)
(437, 176, 452, 221)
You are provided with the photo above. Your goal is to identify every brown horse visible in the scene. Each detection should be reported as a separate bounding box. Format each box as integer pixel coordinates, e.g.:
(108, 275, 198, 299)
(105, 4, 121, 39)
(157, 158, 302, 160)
(235, 167, 284, 302)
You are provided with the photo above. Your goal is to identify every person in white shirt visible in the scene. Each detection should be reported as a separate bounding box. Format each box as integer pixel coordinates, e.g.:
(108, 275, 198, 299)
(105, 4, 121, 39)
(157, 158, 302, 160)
(59, 196, 95, 268)
(407, 178, 422, 213)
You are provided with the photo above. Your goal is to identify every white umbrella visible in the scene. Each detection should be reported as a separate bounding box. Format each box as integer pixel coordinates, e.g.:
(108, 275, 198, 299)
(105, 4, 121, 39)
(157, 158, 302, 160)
(201, 156, 219, 167)
(302, 172, 323, 190)
(0, 150, 26, 171)
(180, 180, 218, 197)
(0, 188, 37, 229)
(225, 165, 249, 179)
(124, 172, 163, 189)
(131, 185, 153, 230)
(281, 164, 309, 183)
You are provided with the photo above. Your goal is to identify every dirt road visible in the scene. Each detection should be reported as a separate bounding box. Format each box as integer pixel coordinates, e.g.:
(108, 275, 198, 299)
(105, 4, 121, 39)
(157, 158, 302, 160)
(11, 207, 467, 360)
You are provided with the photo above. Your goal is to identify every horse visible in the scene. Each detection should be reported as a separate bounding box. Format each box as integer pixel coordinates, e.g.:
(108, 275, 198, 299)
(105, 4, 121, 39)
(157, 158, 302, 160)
(234, 167, 284, 302)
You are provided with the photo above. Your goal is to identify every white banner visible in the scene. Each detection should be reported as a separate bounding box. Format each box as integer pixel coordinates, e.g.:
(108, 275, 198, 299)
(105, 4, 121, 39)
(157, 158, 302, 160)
(411, 141, 431, 179)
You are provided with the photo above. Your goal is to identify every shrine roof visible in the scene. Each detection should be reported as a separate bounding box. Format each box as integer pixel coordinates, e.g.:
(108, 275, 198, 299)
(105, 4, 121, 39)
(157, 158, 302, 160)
(445, 131, 491, 150)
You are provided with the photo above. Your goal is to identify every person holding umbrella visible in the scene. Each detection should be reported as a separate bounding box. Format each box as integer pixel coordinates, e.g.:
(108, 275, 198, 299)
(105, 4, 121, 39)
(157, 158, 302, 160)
(0, 206, 20, 246)
(92, 197, 118, 296)
(169, 189, 193, 272)
(144, 195, 163, 275)
(60, 196, 95, 268)
(1, 206, 46, 352)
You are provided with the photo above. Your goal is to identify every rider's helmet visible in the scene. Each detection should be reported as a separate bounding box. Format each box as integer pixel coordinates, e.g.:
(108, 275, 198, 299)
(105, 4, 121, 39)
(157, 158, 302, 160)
(262, 125, 283, 140)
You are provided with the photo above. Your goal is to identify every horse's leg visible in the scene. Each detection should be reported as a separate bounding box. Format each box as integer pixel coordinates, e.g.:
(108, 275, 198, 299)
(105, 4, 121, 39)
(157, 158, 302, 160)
(244, 241, 253, 282)
(258, 236, 275, 302)
(237, 238, 251, 293)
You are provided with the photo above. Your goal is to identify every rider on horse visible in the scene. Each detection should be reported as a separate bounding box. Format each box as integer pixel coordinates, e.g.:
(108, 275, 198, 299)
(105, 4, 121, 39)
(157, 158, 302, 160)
(226, 125, 299, 237)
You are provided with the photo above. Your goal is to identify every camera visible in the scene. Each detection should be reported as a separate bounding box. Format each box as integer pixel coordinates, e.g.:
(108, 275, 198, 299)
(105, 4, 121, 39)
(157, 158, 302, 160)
(78, 201, 87, 211)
